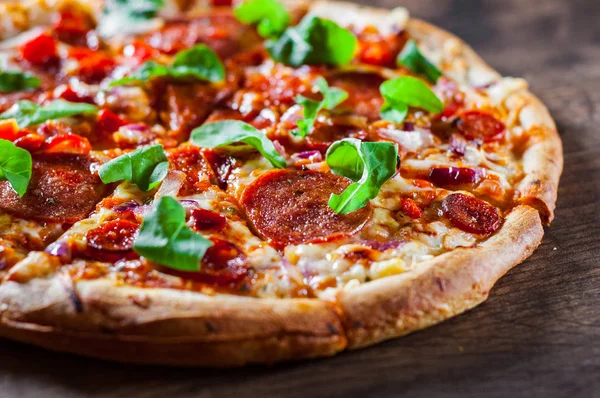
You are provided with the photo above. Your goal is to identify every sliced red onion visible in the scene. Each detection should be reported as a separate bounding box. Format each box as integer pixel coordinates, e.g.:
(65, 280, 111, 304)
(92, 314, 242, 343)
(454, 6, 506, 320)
(429, 167, 485, 187)
(155, 170, 185, 198)
(121, 123, 150, 132)
(45, 241, 72, 263)
(178, 199, 201, 214)
(402, 122, 415, 132)
(449, 133, 467, 156)
(272, 140, 287, 157)
(363, 240, 405, 252)
(296, 150, 322, 160)
(113, 200, 140, 213)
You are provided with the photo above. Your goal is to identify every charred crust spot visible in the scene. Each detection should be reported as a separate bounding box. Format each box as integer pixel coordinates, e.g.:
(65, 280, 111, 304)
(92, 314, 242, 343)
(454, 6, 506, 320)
(327, 323, 340, 335)
(434, 276, 445, 293)
(205, 321, 218, 333)
(353, 321, 363, 329)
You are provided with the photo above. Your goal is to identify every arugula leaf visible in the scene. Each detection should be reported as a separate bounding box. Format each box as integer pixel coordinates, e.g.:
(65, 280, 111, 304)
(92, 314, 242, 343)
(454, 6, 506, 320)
(110, 44, 225, 86)
(134, 196, 213, 272)
(0, 70, 41, 93)
(0, 139, 32, 197)
(294, 77, 348, 138)
(0, 100, 98, 128)
(190, 120, 286, 169)
(379, 76, 443, 124)
(397, 40, 442, 83)
(99, 0, 165, 37)
(98, 145, 169, 191)
(234, 0, 290, 38)
(326, 138, 398, 214)
(266, 15, 357, 67)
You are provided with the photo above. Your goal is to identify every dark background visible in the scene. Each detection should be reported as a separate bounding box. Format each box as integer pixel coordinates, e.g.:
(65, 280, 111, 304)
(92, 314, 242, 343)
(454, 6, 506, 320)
(1, 1, 598, 397)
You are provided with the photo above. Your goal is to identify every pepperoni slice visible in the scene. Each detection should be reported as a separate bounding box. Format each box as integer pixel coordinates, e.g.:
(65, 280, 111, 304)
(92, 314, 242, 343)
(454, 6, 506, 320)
(441, 193, 502, 235)
(429, 167, 484, 188)
(241, 170, 372, 247)
(53, 10, 93, 45)
(41, 133, 92, 155)
(168, 146, 215, 196)
(0, 155, 108, 224)
(146, 13, 260, 58)
(327, 72, 385, 121)
(86, 219, 139, 253)
(190, 208, 227, 231)
(456, 110, 505, 142)
(203, 149, 234, 190)
(160, 239, 249, 286)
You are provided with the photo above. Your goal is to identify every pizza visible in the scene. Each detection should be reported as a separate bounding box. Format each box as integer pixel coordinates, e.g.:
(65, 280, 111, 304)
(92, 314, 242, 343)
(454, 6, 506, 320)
(0, 0, 562, 366)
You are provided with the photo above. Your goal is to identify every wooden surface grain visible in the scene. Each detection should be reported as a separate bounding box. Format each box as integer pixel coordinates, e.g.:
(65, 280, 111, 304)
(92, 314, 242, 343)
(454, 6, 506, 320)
(1, 0, 599, 397)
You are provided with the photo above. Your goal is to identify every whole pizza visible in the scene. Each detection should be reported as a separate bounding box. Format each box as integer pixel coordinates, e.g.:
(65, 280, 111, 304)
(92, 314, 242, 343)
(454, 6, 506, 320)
(0, 0, 562, 366)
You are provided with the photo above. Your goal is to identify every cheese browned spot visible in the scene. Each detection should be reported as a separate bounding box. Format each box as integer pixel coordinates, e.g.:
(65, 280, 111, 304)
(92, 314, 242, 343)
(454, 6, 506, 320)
(241, 169, 372, 248)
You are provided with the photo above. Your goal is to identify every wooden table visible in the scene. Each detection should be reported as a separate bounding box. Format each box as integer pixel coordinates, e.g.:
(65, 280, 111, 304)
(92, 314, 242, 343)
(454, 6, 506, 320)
(1, 1, 599, 397)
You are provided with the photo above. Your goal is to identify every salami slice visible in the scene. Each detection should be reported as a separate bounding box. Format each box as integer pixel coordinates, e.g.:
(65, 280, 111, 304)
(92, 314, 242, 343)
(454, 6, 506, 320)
(327, 72, 385, 121)
(241, 170, 371, 247)
(442, 193, 502, 235)
(0, 155, 108, 224)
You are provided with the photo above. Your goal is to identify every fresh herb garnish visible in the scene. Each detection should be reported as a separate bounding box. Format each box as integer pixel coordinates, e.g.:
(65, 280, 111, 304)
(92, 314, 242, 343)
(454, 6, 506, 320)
(397, 40, 442, 83)
(0, 70, 41, 93)
(98, 144, 169, 191)
(234, 0, 290, 38)
(326, 138, 398, 214)
(190, 120, 286, 169)
(0, 139, 33, 197)
(266, 15, 357, 67)
(0, 100, 98, 128)
(99, 0, 165, 37)
(379, 76, 443, 124)
(110, 44, 225, 86)
(294, 77, 348, 138)
(133, 196, 213, 271)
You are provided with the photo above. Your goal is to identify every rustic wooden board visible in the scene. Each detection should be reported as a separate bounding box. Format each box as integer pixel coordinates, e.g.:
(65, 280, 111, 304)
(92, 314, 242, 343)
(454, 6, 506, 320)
(1, 0, 598, 397)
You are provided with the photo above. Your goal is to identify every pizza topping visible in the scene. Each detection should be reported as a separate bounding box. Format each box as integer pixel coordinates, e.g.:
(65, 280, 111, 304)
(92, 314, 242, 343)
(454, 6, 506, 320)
(456, 110, 506, 142)
(86, 219, 139, 253)
(161, 238, 250, 286)
(399, 197, 422, 219)
(0, 100, 98, 129)
(190, 208, 227, 231)
(168, 146, 214, 196)
(53, 10, 93, 45)
(190, 120, 287, 168)
(429, 167, 484, 188)
(95, 109, 128, 137)
(98, 0, 164, 38)
(294, 77, 348, 138)
(328, 72, 385, 121)
(241, 169, 371, 247)
(442, 193, 502, 235)
(0, 155, 107, 223)
(266, 15, 357, 67)
(0, 139, 32, 197)
(326, 138, 398, 214)
(161, 83, 221, 138)
(68, 48, 116, 84)
(110, 44, 225, 87)
(397, 39, 442, 83)
(0, 119, 20, 141)
(20, 33, 58, 66)
(234, 0, 290, 38)
(40, 133, 92, 155)
(203, 150, 235, 189)
(0, 70, 41, 93)
(306, 124, 367, 153)
(380, 76, 444, 123)
(99, 145, 169, 191)
(133, 196, 214, 272)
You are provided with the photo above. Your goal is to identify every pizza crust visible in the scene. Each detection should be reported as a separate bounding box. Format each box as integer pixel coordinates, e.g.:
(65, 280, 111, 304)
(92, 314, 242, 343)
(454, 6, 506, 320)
(0, 0, 562, 365)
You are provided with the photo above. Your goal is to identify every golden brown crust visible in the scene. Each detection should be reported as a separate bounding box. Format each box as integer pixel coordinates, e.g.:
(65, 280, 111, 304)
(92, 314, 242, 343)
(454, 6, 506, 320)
(337, 205, 543, 348)
(0, 278, 346, 366)
(0, 0, 560, 366)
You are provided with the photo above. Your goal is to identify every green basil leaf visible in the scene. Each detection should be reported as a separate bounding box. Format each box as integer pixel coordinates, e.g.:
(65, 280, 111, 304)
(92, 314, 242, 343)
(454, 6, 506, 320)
(110, 45, 225, 86)
(0, 100, 98, 128)
(98, 144, 169, 191)
(190, 120, 286, 169)
(266, 15, 357, 67)
(294, 77, 348, 138)
(379, 76, 443, 124)
(380, 101, 408, 124)
(0, 70, 41, 93)
(326, 138, 398, 214)
(133, 196, 213, 272)
(100, 0, 165, 37)
(397, 40, 442, 83)
(234, 0, 290, 38)
(0, 139, 32, 197)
